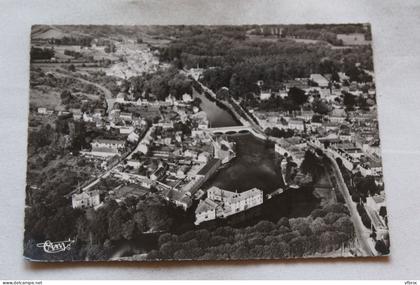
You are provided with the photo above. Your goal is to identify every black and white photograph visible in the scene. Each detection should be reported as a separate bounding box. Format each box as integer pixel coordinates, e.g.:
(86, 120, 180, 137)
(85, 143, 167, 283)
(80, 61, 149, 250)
(24, 23, 390, 262)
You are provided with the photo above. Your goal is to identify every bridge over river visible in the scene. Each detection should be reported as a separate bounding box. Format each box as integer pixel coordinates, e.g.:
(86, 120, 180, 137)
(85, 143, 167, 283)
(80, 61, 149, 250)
(207, 126, 267, 140)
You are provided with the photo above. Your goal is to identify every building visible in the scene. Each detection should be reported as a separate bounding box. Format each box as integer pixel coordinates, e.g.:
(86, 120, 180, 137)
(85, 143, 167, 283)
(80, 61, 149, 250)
(127, 159, 141, 169)
(365, 192, 388, 234)
(182, 93, 193, 103)
(116, 92, 126, 103)
(119, 126, 134, 135)
(195, 198, 218, 224)
(260, 91, 271, 100)
(72, 190, 100, 209)
(91, 139, 125, 150)
(69, 108, 82, 121)
(310, 74, 329, 88)
(120, 112, 133, 122)
(37, 107, 47, 114)
(196, 158, 222, 181)
(329, 108, 346, 123)
(288, 119, 305, 131)
(297, 110, 315, 122)
(337, 33, 369, 46)
(162, 188, 192, 210)
(86, 139, 125, 158)
(195, 186, 264, 225)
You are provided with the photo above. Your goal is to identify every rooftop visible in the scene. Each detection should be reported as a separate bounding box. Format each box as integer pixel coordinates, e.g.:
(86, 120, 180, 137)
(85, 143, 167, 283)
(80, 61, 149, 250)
(196, 198, 218, 213)
(197, 158, 221, 176)
(93, 139, 125, 145)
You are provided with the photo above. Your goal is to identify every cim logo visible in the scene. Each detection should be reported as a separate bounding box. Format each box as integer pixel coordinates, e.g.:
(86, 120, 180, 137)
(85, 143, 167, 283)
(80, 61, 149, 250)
(36, 239, 75, 254)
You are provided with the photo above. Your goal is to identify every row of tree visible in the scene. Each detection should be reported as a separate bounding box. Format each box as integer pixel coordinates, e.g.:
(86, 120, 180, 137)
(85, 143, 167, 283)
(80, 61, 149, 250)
(147, 203, 354, 260)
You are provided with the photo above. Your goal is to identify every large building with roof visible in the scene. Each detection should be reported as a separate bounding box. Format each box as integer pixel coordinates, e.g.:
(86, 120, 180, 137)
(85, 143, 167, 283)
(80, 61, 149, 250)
(310, 74, 329, 88)
(195, 186, 263, 225)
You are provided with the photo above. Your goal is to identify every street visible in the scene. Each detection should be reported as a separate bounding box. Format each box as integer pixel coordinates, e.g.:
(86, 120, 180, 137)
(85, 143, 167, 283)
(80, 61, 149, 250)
(324, 152, 376, 256)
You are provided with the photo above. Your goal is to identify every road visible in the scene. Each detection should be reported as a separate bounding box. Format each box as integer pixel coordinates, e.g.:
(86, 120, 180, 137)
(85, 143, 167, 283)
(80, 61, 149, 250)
(324, 151, 376, 256)
(54, 71, 115, 114)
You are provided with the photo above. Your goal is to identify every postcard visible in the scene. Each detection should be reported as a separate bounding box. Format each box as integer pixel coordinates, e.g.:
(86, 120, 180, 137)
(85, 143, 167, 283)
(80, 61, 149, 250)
(24, 24, 389, 261)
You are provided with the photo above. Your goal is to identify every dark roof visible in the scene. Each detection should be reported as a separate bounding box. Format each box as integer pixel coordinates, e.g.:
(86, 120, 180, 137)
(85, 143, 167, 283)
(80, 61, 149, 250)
(197, 158, 221, 176)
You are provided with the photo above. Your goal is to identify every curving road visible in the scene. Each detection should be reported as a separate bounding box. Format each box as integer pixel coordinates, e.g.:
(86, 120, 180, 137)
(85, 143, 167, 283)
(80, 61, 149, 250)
(54, 70, 115, 114)
(324, 151, 376, 256)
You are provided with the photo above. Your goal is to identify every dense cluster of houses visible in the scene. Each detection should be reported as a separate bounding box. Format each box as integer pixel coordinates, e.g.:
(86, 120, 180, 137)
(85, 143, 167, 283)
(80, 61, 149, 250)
(71, 89, 236, 212)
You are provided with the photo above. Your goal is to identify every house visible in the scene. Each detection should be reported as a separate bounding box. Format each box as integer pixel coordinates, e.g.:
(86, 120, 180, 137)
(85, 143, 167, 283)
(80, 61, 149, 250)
(127, 159, 141, 169)
(165, 94, 176, 105)
(288, 119, 305, 131)
(176, 165, 189, 179)
(260, 91, 271, 101)
(310, 74, 329, 88)
(91, 139, 125, 150)
(366, 192, 386, 213)
(120, 112, 133, 122)
(69, 108, 82, 121)
(93, 108, 105, 118)
(329, 108, 346, 123)
(150, 165, 166, 181)
(197, 151, 211, 163)
(365, 192, 387, 233)
(72, 190, 100, 209)
(119, 126, 134, 135)
(338, 72, 349, 82)
(182, 93, 193, 103)
(116, 92, 126, 103)
(337, 33, 369, 46)
(162, 188, 193, 210)
(196, 158, 222, 181)
(297, 110, 315, 121)
(195, 186, 264, 225)
(86, 139, 125, 158)
(127, 131, 139, 143)
(195, 198, 218, 224)
(83, 113, 94, 123)
(37, 107, 47, 114)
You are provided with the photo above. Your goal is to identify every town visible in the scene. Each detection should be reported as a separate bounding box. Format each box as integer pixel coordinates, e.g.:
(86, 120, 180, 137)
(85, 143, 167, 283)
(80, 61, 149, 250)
(24, 24, 389, 261)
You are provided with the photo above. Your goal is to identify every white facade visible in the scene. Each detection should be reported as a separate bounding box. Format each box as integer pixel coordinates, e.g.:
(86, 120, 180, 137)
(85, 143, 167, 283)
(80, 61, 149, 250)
(195, 186, 264, 225)
(310, 74, 329, 88)
(72, 191, 100, 209)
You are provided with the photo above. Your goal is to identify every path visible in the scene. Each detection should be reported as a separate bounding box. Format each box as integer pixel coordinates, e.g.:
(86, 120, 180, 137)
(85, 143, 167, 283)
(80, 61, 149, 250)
(54, 71, 115, 114)
(324, 150, 376, 256)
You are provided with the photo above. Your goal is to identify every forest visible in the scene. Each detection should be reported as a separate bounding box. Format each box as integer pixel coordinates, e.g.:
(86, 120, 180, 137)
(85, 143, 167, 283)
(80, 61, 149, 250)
(156, 25, 373, 99)
(146, 203, 354, 260)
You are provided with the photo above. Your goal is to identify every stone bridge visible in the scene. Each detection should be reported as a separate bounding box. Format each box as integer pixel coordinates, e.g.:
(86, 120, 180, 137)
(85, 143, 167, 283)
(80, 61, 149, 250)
(207, 126, 253, 135)
(207, 126, 267, 140)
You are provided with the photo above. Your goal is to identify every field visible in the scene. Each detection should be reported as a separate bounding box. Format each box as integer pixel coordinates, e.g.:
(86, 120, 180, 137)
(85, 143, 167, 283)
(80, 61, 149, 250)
(29, 86, 62, 110)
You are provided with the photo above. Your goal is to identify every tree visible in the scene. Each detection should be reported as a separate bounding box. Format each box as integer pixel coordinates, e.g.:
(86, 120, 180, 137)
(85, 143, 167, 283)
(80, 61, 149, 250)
(310, 217, 328, 235)
(319, 231, 341, 252)
(343, 92, 356, 109)
(271, 242, 290, 258)
(289, 236, 307, 257)
(375, 239, 390, 255)
(312, 99, 331, 114)
(333, 216, 354, 237)
(356, 176, 378, 197)
(68, 64, 76, 72)
(288, 87, 307, 106)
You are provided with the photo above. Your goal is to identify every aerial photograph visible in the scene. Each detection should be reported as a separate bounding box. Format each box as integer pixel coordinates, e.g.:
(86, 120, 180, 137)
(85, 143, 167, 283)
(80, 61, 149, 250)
(24, 24, 389, 261)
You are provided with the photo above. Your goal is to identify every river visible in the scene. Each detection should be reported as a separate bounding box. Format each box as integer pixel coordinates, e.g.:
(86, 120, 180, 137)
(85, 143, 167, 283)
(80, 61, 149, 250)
(192, 88, 240, 127)
(109, 88, 320, 259)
